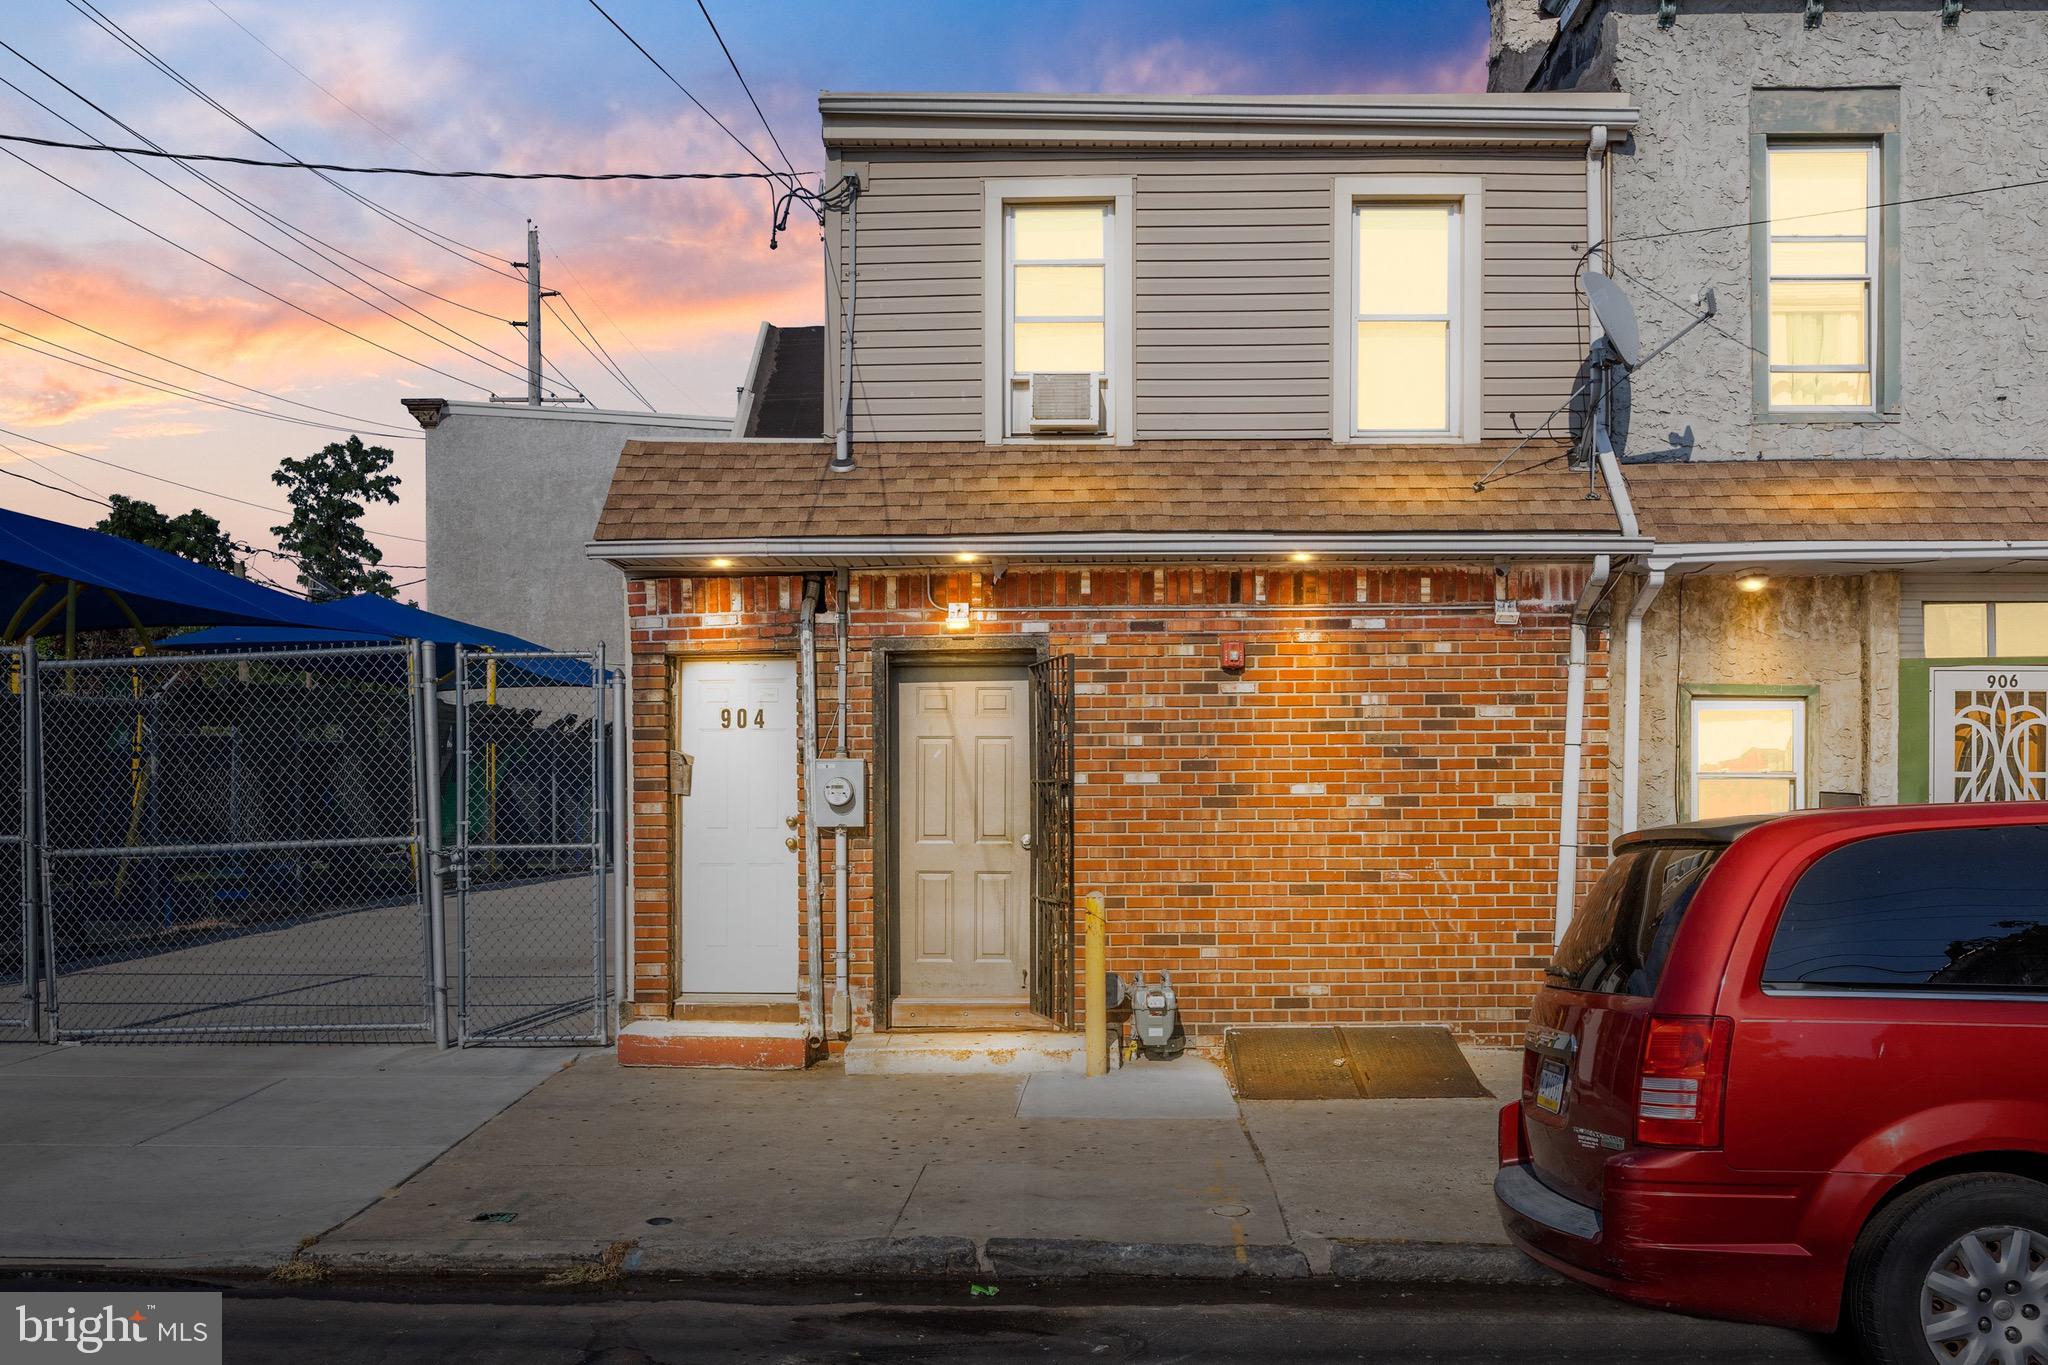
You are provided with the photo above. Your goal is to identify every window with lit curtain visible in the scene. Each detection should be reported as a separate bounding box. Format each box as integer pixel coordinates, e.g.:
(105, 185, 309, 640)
(1008, 203, 1107, 377)
(1353, 202, 1457, 435)
(1690, 696, 1806, 820)
(1766, 143, 1877, 411)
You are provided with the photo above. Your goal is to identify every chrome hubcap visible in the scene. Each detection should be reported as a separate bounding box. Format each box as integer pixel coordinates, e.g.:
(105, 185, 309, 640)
(1923, 1225, 2048, 1365)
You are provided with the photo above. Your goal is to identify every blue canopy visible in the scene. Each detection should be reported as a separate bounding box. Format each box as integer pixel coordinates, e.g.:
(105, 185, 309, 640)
(0, 504, 342, 637)
(167, 593, 605, 687)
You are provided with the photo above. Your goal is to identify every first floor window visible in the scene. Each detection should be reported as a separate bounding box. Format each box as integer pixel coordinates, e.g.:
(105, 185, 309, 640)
(1765, 142, 1878, 411)
(1689, 694, 1807, 819)
(1351, 201, 1459, 436)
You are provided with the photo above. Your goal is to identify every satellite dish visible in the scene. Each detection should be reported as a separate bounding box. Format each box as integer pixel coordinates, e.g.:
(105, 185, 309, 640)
(1582, 271, 1643, 368)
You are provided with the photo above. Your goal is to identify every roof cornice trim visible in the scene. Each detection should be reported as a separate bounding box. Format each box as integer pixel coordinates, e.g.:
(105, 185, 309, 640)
(819, 91, 1640, 149)
(1649, 540, 2048, 570)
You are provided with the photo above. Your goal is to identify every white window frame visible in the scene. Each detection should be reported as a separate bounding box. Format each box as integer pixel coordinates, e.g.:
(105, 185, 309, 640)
(1331, 175, 1484, 445)
(1686, 694, 1808, 821)
(982, 177, 1134, 446)
(1763, 139, 1880, 416)
(1922, 601, 2048, 660)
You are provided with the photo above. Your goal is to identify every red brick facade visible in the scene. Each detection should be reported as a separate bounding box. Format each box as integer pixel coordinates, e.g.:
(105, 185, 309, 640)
(627, 564, 1609, 1049)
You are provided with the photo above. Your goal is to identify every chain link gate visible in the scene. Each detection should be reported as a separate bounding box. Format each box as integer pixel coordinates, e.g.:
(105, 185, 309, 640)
(450, 647, 609, 1045)
(3, 645, 34, 1040)
(37, 645, 434, 1041)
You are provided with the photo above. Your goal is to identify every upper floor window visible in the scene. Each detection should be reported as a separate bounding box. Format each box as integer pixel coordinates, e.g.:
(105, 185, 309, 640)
(1765, 142, 1878, 412)
(983, 179, 1132, 443)
(1332, 177, 1483, 443)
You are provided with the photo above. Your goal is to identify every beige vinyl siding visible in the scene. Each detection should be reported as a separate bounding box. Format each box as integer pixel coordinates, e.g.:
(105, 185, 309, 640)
(1899, 570, 2048, 658)
(828, 149, 1590, 442)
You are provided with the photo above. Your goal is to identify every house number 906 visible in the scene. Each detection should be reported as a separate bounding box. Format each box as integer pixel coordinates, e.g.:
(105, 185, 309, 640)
(720, 707, 765, 730)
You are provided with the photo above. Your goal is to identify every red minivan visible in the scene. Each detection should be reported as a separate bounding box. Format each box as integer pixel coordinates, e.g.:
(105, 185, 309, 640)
(1496, 803, 2048, 1363)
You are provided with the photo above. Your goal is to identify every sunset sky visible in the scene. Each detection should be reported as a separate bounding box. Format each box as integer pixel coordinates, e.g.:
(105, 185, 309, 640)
(0, 0, 1487, 598)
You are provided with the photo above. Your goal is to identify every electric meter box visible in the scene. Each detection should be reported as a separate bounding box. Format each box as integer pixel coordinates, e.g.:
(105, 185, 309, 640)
(810, 758, 868, 829)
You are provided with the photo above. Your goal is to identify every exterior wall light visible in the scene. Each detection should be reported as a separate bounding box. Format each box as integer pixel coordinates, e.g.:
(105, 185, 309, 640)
(1736, 572, 1769, 593)
(945, 600, 973, 630)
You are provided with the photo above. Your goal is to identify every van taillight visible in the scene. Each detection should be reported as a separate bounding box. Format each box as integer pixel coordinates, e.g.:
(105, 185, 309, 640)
(1635, 1015, 1733, 1148)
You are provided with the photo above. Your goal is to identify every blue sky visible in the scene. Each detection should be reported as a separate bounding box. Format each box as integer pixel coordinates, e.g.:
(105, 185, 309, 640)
(0, 0, 1487, 590)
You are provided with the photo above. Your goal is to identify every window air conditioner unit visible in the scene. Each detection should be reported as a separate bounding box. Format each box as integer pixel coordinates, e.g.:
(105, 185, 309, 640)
(1026, 371, 1103, 433)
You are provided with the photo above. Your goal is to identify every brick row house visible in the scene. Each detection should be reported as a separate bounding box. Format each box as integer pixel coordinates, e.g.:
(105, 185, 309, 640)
(591, 93, 1654, 1066)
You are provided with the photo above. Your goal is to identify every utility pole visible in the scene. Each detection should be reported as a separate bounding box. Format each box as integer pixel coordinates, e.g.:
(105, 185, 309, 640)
(499, 221, 563, 405)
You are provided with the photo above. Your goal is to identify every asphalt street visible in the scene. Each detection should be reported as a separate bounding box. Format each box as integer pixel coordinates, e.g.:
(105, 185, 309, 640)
(34, 1281, 1859, 1364)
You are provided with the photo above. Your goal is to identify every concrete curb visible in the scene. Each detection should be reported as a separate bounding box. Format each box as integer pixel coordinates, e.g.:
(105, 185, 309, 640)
(294, 1236, 1548, 1288)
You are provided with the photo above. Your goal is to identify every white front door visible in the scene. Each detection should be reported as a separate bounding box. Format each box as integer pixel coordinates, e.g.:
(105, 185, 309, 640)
(1931, 666, 2048, 802)
(677, 659, 799, 994)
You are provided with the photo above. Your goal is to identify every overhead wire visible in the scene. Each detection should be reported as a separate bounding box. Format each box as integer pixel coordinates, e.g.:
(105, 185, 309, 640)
(0, 52, 544, 393)
(545, 296, 653, 411)
(0, 286, 423, 436)
(693, 0, 801, 185)
(0, 423, 425, 543)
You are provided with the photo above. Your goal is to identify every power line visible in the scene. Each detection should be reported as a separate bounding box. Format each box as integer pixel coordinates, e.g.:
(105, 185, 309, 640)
(202, 0, 511, 273)
(546, 245, 703, 413)
(0, 52, 541, 392)
(0, 324, 424, 441)
(585, 0, 796, 193)
(0, 424, 426, 543)
(0, 286, 422, 435)
(545, 296, 653, 411)
(0, 130, 788, 182)
(67, 0, 527, 287)
(693, 0, 800, 184)
(1602, 171, 2048, 248)
(0, 141, 499, 393)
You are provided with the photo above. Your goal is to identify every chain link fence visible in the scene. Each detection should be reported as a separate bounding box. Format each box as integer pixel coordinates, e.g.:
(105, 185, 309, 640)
(2, 645, 33, 1040)
(451, 649, 609, 1045)
(38, 645, 434, 1040)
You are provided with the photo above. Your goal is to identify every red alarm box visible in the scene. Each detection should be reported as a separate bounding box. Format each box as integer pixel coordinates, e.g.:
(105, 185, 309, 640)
(1220, 637, 1246, 672)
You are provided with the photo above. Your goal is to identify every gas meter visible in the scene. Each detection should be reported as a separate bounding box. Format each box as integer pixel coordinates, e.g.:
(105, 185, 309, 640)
(1129, 970, 1184, 1061)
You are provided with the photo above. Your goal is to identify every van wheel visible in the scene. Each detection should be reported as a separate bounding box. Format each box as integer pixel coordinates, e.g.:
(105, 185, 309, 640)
(1848, 1173, 2048, 1365)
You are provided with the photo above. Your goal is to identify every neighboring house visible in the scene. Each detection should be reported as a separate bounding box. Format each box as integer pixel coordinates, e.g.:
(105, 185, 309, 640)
(1494, 1, 2048, 833)
(589, 91, 1652, 1066)
(404, 397, 764, 662)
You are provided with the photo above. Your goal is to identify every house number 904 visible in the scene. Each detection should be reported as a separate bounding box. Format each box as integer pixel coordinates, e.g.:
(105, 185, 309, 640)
(720, 707, 765, 730)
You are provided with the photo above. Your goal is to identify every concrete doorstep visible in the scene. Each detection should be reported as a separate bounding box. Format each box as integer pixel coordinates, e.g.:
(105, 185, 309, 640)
(283, 1047, 1551, 1290)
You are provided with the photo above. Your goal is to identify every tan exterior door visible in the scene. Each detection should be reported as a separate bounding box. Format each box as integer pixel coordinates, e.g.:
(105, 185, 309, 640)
(894, 664, 1032, 1002)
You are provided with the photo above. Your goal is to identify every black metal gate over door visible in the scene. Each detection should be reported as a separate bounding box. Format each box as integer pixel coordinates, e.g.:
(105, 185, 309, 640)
(1029, 654, 1075, 1026)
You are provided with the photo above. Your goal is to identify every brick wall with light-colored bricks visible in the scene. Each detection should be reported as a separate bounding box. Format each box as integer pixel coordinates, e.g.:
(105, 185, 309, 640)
(626, 564, 1610, 1048)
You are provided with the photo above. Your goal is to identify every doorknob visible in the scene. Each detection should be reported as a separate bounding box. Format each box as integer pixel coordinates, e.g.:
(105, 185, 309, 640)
(785, 835, 800, 851)
(786, 815, 801, 829)
(1020, 833, 1034, 850)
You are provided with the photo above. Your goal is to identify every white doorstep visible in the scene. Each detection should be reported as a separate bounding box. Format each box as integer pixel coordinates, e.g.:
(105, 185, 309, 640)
(843, 1030, 1086, 1077)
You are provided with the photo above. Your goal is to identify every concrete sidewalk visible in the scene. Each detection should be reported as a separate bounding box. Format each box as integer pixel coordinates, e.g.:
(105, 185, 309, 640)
(0, 1043, 580, 1270)
(308, 1048, 1542, 1285)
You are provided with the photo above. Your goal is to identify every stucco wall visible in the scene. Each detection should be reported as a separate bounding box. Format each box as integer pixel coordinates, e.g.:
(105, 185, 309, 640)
(418, 403, 727, 658)
(1619, 571, 1899, 829)
(1544, 1, 2048, 460)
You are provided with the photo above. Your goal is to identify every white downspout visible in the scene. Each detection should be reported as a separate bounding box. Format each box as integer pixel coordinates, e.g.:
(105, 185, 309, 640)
(1621, 566, 1666, 834)
(830, 567, 851, 1037)
(1555, 553, 1611, 942)
(798, 578, 824, 1044)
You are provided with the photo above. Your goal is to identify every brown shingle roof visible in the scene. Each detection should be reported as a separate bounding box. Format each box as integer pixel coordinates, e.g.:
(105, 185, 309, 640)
(1628, 459, 2048, 544)
(595, 439, 1622, 543)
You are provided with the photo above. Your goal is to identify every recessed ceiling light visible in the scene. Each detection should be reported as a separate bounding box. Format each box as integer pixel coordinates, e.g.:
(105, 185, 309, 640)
(1736, 572, 1768, 593)
(708, 557, 734, 569)
(955, 552, 978, 563)
(1290, 552, 1315, 564)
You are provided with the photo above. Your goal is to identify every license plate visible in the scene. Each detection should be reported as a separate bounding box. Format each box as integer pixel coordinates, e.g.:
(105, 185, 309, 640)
(1535, 1059, 1568, 1114)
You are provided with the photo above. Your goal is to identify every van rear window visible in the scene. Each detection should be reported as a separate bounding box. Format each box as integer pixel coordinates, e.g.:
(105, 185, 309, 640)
(1548, 845, 1725, 997)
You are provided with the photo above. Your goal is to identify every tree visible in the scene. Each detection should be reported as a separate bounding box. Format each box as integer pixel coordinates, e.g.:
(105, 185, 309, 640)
(270, 434, 400, 601)
(95, 494, 243, 574)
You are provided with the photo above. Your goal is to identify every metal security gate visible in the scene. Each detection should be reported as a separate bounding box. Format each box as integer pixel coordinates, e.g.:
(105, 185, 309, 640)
(3, 645, 33, 1039)
(452, 647, 608, 1044)
(1029, 654, 1076, 1027)
(39, 645, 434, 1040)
(1932, 665, 2048, 802)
